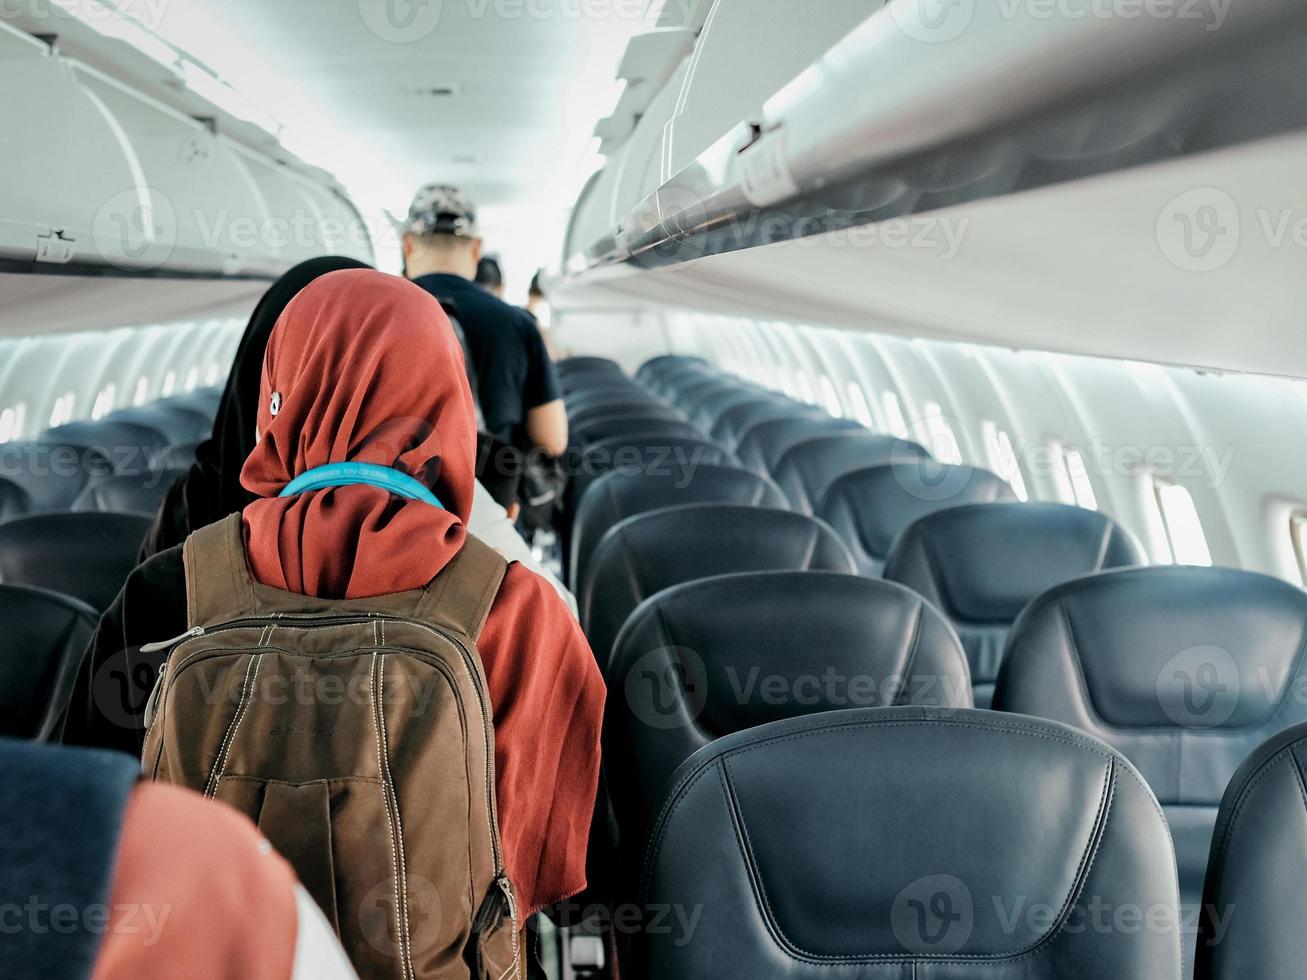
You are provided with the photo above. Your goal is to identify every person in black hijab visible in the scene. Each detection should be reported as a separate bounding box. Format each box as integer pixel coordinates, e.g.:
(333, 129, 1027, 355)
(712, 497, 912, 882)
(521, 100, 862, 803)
(138, 256, 371, 561)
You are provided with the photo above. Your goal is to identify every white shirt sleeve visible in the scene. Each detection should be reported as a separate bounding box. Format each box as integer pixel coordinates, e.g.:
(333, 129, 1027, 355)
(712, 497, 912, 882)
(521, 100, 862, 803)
(291, 885, 359, 980)
(469, 480, 578, 617)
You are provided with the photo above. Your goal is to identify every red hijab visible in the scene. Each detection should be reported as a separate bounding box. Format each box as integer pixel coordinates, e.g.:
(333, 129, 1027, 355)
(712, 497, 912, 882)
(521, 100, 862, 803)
(238, 269, 603, 914)
(241, 269, 475, 596)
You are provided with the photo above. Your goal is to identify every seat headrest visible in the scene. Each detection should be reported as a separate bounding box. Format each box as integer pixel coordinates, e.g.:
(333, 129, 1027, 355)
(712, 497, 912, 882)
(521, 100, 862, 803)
(634, 707, 1181, 979)
(607, 572, 972, 838)
(0, 442, 111, 511)
(1196, 722, 1307, 979)
(0, 512, 153, 612)
(569, 464, 786, 595)
(0, 585, 99, 739)
(734, 416, 863, 473)
(569, 435, 738, 515)
(995, 566, 1307, 803)
(772, 432, 931, 512)
(571, 416, 704, 448)
(884, 502, 1143, 624)
(582, 505, 855, 669)
(0, 477, 32, 522)
(820, 463, 1017, 575)
(73, 472, 182, 517)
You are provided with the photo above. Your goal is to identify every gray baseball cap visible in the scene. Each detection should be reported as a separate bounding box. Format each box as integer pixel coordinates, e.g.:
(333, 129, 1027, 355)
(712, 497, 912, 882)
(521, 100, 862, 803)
(405, 184, 481, 238)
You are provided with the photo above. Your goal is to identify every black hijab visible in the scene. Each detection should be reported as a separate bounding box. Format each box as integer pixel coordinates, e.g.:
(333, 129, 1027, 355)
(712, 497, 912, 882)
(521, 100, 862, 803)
(139, 256, 372, 560)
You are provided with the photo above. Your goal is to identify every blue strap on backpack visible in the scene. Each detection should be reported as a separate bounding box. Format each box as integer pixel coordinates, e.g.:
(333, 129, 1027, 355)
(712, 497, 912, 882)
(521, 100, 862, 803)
(280, 462, 444, 509)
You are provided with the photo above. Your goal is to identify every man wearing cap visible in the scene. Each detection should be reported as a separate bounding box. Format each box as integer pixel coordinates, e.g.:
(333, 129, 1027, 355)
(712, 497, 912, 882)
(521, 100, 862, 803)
(403, 184, 568, 459)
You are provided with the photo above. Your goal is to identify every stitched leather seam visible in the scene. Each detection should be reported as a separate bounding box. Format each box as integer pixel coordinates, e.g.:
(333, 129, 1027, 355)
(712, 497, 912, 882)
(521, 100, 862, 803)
(371, 654, 413, 980)
(377, 656, 416, 979)
(204, 653, 260, 798)
(707, 735, 1118, 964)
(894, 602, 926, 707)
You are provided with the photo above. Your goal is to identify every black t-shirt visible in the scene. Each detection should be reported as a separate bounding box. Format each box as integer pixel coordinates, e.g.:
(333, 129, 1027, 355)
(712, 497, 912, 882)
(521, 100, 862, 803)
(412, 273, 560, 446)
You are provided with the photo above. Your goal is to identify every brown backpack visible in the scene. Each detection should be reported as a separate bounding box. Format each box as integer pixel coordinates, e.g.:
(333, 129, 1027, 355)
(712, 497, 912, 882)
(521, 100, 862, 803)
(142, 514, 522, 980)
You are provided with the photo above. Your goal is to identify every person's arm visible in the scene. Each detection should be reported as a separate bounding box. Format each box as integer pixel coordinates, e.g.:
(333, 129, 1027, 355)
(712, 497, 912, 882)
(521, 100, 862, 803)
(521, 316, 568, 456)
(525, 399, 568, 458)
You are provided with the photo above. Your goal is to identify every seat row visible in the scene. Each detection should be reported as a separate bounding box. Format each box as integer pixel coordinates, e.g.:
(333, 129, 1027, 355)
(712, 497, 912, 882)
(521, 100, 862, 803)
(0, 387, 220, 518)
(555, 353, 1307, 979)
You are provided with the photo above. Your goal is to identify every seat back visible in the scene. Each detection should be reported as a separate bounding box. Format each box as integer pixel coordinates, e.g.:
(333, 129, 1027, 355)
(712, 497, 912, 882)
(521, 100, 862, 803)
(107, 404, 210, 446)
(582, 505, 854, 668)
(1196, 722, 1307, 980)
(558, 356, 624, 376)
(570, 464, 786, 594)
(636, 354, 708, 385)
(570, 415, 704, 448)
(709, 396, 816, 448)
(563, 384, 660, 415)
(685, 387, 776, 430)
(820, 462, 1017, 575)
(73, 471, 183, 517)
(734, 415, 863, 473)
(567, 434, 737, 516)
(883, 502, 1143, 706)
(44, 419, 170, 460)
(0, 478, 32, 522)
(568, 399, 677, 427)
(0, 442, 112, 512)
(772, 432, 931, 513)
(0, 585, 99, 739)
(632, 707, 1181, 980)
(607, 572, 972, 852)
(0, 512, 153, 611)
(994, 566, 1307, 920)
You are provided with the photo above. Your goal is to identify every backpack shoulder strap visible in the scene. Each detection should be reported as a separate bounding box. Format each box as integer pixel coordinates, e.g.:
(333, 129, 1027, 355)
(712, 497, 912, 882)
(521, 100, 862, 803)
(415, 534, 509, 642)
(182, 514, 257, 627)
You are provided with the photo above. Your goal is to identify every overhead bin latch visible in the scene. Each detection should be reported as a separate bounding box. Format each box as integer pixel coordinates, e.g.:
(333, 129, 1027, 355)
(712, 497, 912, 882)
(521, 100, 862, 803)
(35, 231, 75, 266)
(738, 123, 800, 208)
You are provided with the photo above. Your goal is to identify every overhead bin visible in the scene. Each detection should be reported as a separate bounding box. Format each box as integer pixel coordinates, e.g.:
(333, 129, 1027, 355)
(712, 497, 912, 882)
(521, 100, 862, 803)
(0, 20, 372, 278)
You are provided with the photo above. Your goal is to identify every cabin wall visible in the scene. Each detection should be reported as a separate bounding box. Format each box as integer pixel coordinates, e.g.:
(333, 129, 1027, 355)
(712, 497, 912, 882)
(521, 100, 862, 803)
(0, 318, 243, 442)
(664, 312, 1307, 585)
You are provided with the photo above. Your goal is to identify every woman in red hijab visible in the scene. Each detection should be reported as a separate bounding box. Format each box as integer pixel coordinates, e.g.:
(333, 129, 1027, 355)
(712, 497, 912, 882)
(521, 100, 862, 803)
(67, 270, 605, 944)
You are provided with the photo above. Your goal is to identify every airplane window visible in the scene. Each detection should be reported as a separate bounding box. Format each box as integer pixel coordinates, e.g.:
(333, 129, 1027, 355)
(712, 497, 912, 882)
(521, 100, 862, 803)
(161, 371, 177, 396)
(91, 384, 116, 421)
(0, 405, 20, 443)
(880, 392, 910, 439)
(205, 362, 222, 385)
(797, 373, 818, 405)
(818, 376, 843, 418)
(1291, 513, 1307, 586)
(1154, 480, 1213, 566)
(133, 377, 150, 405)
(1063, 449, 1098, 511)
(184, 367, 200, 391)
(922, 402, 963, 465)
(982, 421, 1029, 502)
(845, 382, 874, 427)
(48, 393, 76, 428)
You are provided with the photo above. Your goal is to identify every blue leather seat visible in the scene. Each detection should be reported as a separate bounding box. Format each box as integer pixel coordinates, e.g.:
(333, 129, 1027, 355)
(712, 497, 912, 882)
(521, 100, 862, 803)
(0, 442, 113, 512)
(685, 387, 779, 431)
(1196, 721, 1307, 980)
(570, 414, 704, 448)
(107, 404, 210, 446)
(581, 504, 854, 669)
(558, 356, 624, 377)
(567, 399, 678, 427)
(562, 384, 659, 415)
(566, 433, 737, 517)
(994, 565, 1307, 968)
(631, 707, 1181, 979)
(42, 421, 170, 476)
(734, 415, 864, 474)
(606, 572, 973, 860)
(709, 396, 820, 448)
(0, 585, 98, 740)
(771, 431, 931, 513)
(0, 512, 153, 612)
(72, 471, 185, 517)
(636, 355, 708, 386)
(570, 464, 787, 593)
(0, 478, 32, 522)
(819, 462, 1017, 575)
(883, 502, 1143, 706)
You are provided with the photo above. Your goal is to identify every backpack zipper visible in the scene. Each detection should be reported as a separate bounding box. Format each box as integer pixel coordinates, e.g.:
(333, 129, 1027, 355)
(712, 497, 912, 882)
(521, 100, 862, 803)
(145, 612, 506, 875)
